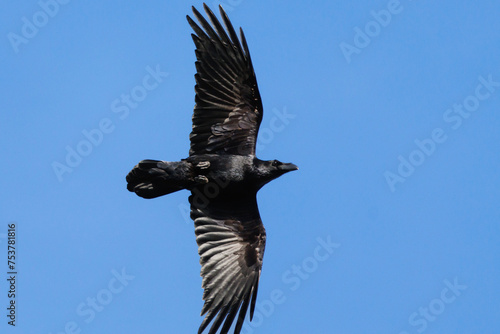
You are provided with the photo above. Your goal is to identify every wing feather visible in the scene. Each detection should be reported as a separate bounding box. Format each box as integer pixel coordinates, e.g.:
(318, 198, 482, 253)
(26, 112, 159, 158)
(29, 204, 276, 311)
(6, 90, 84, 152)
(190, 192, 266, 334)
(187, 4, 263, 156)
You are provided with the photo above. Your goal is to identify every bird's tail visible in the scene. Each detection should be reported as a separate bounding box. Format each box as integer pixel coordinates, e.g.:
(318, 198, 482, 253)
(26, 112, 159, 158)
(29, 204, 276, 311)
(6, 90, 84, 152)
(126, 159, 193, 199)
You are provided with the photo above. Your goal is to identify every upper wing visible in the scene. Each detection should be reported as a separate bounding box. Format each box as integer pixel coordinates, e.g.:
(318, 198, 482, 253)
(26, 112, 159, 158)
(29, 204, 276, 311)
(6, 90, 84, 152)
(187, 4, 263, 156)
(190, 192, 266, 334)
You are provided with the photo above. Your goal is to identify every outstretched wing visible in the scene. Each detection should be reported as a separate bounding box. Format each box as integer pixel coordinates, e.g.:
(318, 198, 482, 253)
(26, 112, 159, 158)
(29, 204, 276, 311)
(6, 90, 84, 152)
(190, 192, 266, 334)
(187, 4, 263, 157)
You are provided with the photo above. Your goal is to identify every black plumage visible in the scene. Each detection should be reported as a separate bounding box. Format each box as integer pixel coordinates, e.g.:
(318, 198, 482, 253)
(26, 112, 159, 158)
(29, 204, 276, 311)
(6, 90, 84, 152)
(126, 4, 297, 334)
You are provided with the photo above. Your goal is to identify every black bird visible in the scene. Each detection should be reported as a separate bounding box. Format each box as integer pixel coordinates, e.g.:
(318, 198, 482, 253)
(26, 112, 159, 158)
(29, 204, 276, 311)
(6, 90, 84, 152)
(126, 4, 297, 334)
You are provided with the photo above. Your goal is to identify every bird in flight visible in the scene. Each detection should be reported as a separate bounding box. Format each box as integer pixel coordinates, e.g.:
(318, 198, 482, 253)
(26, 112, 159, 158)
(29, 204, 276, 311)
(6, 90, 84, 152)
(126, 4, 297, 333)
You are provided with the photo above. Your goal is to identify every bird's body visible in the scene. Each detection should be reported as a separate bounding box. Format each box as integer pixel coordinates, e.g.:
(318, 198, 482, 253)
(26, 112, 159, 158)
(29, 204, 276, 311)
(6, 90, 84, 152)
(126, 4, 297, 334)
(127, 155, 295, 198)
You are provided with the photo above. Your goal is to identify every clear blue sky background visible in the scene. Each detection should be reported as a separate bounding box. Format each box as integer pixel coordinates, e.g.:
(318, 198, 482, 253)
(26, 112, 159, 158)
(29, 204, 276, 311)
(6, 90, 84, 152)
(1, 1, 499, 333)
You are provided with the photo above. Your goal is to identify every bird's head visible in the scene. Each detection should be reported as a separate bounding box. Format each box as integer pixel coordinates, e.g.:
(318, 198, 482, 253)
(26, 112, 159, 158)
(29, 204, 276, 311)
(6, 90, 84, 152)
(252, 158, 298, 188)
(269, 159, 299, 175)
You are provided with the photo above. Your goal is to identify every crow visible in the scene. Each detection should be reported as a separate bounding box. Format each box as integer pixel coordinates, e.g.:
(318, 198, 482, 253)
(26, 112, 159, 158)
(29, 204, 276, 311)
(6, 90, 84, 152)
(126, 4, 297, 334)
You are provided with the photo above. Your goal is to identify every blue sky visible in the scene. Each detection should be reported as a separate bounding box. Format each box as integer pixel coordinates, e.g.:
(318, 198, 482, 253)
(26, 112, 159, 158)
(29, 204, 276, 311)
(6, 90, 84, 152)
(1, 1, 500, 333)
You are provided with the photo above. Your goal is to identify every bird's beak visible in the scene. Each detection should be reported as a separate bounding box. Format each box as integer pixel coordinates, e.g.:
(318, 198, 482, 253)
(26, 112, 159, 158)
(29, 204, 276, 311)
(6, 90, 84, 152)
(278, 163, 299, 172)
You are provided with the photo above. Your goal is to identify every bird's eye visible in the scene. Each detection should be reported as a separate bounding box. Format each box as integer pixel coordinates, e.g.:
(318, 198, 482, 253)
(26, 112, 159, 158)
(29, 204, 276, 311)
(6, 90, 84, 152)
(272, 160, 281, 167)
